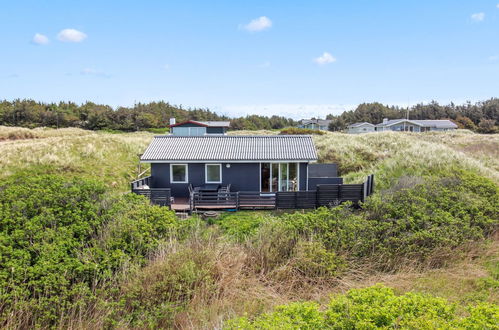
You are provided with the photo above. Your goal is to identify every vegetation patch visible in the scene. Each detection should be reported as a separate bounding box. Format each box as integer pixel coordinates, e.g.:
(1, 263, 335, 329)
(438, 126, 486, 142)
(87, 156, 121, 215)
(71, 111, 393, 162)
(226, 285, 499, 329)
(280, 127, 326, 135)
(0, 173, 183, 327)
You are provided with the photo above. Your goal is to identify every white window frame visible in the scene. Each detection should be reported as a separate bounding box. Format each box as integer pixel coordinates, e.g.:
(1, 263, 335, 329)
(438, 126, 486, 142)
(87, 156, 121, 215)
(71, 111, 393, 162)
(205, 163, 222, 183)
(170, 164, 188, 183)
(259, 162, 300, 192)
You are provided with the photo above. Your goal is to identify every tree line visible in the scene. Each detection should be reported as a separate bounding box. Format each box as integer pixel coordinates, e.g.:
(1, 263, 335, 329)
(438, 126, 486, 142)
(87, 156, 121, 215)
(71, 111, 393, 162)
(326, 98, 499, 133)
(0, 99, 296, 131)
(0, 98, 497, 133)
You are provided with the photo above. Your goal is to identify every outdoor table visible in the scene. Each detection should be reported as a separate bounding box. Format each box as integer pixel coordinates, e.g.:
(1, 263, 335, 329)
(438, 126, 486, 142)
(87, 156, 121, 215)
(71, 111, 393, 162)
(198, 184, 220, 192)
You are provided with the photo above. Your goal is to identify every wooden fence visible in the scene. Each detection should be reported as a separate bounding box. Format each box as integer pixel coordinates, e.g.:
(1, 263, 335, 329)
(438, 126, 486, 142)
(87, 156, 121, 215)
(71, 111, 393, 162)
(276, 174, 374, 209)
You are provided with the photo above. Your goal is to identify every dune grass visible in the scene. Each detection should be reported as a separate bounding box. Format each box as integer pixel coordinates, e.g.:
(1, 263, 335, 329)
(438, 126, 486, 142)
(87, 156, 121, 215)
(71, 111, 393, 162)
(312, 130, 499, 186)
(0, 126, 154, 191)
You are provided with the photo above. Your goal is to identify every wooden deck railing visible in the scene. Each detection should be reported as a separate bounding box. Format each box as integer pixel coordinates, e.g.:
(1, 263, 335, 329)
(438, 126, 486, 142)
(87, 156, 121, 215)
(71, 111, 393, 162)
(131, 176, 172, 207)
(191, 191, 239, 210)
(130, 176, 152, 190)
(239, 191, 276, 209)
(132, 174, 375, 212)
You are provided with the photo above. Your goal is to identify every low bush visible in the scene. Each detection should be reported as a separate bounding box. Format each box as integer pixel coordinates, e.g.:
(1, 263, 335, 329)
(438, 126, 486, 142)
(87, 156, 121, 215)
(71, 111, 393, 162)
(280, 127, 326, 135)
(242, 170, 498, 273)
(214, 211, 270, 242)
(226, 285, 499, 329)
(0, 173, 182, 327)
(110, 245, 218, 328)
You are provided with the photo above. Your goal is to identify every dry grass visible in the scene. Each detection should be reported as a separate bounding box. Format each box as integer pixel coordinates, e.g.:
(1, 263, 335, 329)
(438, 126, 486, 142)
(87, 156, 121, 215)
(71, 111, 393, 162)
(329, 237, 499, 308)
(0, 125, 93, 140)
(0, 127, 154, 191)
(312, 130, 499, 185)
(51, 231, 497, 329)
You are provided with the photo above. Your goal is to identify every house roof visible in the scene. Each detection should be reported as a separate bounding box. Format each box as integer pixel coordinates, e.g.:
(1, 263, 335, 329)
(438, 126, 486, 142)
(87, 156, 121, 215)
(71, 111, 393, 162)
(376, 119, 457, 129)
(140, 135, 318, 162)
(300, 119, 332, 126)
(348, 122, 375, 128)
(170, 120, 231, 128)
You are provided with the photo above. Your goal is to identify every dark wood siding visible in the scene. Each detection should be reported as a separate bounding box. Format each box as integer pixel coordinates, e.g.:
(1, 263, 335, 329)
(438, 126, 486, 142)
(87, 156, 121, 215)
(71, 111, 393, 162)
(151, 162, 260, 197)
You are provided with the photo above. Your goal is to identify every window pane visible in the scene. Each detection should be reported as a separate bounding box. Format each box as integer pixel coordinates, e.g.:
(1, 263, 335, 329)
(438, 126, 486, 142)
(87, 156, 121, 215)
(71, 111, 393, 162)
(289, 163, 298, 191)
(173, 127, 188, 136)
(261, 163, 270, 192)
(172, 165, 186, 182)
(271, 163, 279, 192)
(206, 164, 221, 182)
(280, 163, 288, 191)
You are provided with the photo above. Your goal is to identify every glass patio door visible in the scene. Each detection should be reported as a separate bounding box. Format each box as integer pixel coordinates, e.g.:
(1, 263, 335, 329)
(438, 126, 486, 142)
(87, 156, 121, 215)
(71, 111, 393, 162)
(261, 163, 299, 192)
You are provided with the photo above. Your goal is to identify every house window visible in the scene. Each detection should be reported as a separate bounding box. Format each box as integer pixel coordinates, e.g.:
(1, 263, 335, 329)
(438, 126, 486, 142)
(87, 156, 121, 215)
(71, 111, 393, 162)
(205, 164, 222, 183)
(170, 164, 188, 183)
(260, 163, 299, 192)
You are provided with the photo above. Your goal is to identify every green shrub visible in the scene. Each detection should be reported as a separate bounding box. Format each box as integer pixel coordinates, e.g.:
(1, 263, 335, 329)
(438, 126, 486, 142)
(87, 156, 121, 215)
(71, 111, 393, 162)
(364, 171, 499, 261)
(0, 173, 181, 326)
(325, 285, 456, 328)
(144, 127, 169, 134)
(226, 285, 499, 329)
(226, 301, 324, 329)
(262, 171, 499, 266)
(214, 211, 270, 242)
(280, 127, 326, 135)
(292, 240, 346, 278)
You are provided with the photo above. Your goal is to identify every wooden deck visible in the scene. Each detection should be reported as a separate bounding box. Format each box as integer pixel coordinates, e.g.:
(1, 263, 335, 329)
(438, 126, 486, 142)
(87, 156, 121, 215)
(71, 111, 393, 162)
(131, 175, 375, 213)
(171, 197, 190, 211)
(171, 197, 238, 211)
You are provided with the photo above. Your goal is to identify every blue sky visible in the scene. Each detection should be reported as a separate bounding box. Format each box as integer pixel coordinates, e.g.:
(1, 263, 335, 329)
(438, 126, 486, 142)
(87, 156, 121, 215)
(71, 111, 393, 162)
(1, 0, 498, 119)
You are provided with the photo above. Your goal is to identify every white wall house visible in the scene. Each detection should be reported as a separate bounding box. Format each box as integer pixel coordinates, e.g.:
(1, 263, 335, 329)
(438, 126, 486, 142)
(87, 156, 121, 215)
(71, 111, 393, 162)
(298, 119, 332, 131)
(375, 119, 457, 132)
(347, 122, 376, 134)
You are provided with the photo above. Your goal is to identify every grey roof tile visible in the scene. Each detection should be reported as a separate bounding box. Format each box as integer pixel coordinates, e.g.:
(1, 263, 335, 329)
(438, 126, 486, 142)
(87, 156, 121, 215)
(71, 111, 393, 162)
(141, 135, 318, 162)
(376, 119, 457, 128)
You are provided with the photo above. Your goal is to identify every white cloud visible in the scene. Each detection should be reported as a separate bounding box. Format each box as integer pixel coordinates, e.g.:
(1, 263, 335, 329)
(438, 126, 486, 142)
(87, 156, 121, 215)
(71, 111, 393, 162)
(489, 55, 499, 61)
(241, 16, 272, 32)
(57, 29, 87, 42)
(32, 33, 49, 45)
(313, 52, 336, 65)
(81, 68, 110, 78)
(497, 4, 499, 9)
(471, 12, 485, 22)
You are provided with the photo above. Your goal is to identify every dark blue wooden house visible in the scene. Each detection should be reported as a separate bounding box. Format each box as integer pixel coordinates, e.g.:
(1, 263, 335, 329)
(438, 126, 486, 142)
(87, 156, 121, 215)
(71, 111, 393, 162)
(132, 122, 373, 212)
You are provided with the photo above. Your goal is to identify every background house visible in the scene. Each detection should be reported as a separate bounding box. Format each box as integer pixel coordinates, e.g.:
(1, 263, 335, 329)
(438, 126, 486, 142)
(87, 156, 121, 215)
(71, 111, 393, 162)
(347, 122, 376, 134)
(375, 119, 457, 132)
(298, 119, 332, 131)
(170, 118, 230, 136)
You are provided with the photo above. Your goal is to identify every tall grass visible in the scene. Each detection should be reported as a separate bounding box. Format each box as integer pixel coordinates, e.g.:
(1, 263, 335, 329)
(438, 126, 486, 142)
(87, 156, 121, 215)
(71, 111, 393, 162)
(0, 127, 154, 191)
(313, 131, 499, 185)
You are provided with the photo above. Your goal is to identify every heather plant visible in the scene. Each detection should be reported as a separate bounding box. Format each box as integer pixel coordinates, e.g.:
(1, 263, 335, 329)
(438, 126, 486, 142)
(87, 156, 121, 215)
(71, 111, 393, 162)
(244, 170, 498, 272)
(226, 285, 499, 329)
(0, 173, 182, 326)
